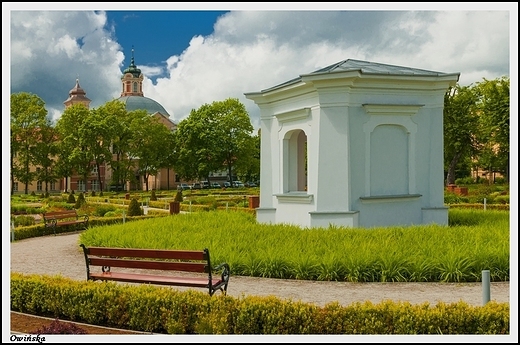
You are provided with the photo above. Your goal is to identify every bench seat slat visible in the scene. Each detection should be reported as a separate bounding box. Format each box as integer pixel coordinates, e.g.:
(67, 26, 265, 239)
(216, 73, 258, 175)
(89, 272, 222, 288)
(88, 257, 207, 272)
(52, 220, 85, 227)
(44, 211, 77, 216)
(87, 247, 206, 260)
(48, 214, 78, 220)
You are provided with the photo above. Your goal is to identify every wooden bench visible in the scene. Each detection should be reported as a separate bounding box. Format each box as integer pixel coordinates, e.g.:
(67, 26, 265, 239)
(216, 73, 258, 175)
(79, 244, 230, 296)
(43, 210, 89, 235)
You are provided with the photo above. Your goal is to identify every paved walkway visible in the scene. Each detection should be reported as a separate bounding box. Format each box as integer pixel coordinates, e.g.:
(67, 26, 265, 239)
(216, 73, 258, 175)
(9, 231, 511, 308)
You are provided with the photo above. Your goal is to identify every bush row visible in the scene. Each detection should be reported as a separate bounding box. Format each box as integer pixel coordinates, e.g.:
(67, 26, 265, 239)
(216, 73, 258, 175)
(10, 273, 509, 335)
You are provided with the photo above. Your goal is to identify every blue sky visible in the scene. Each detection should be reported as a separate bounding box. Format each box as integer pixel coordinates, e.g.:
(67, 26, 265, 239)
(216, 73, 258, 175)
(104, 10, 229, 70)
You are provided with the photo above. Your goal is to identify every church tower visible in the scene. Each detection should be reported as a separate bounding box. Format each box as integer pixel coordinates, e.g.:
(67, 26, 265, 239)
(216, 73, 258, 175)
(63, 78, 91, 109)
(120, 48, 144, 97)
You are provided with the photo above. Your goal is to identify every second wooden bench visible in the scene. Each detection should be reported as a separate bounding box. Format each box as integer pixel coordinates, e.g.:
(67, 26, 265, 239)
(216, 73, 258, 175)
(43, 210, 89, 235)
(79, 244, 230, 296)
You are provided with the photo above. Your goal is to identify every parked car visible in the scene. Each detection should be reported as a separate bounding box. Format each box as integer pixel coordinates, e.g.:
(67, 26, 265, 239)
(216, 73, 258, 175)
(191, 182, 202, 190)
(177, 183, 190, 191)
(211, 182, 221, 188)
(223, 182, 231, 188)
(245, 181, 257, 187)
(233, 181, 245, 188)
(201, 181, 210, 189)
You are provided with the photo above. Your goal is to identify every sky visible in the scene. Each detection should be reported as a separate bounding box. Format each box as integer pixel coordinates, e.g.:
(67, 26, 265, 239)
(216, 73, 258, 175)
(5, 3, 517, 133)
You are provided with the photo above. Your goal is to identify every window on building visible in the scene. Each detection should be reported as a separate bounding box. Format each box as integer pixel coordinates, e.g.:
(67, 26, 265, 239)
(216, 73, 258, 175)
(78, 180, 86, 192)
(37, 181, 43, 191)
(91, 165, 98, 174)
(13, 182, 18, 192)
(91, 180, 99, 191)
(133, 82, 138, 93)
(50, 181, 56, 191)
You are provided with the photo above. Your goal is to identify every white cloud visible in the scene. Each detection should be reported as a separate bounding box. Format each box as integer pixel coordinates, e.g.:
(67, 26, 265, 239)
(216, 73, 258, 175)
(9, 10, 123, 124)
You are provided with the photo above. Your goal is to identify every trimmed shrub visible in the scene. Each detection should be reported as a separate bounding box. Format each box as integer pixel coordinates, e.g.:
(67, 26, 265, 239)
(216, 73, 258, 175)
(94, 205, 117, 217)
(174, 191, 183, 203)
(150, 190, 158, 201)
(104, 210, 124, 217)
(127, 198, 143, 216)
(75, 192, 86, 209)
(13, 215, 36, 227)
(67, 192, 76, 204)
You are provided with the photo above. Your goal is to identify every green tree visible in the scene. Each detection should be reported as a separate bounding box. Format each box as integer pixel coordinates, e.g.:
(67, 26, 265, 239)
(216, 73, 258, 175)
(54, 141, 75, 193)
(233, 130, 260, 183)
(10, 92, 49, 195)
(171, 104, 213, 181)
(443, 85, 480, 185)
(161, 130, 177, 191)
(474, 76, 510, 183)
(130, 113, 173, 191)
(32, 125, 59, 193)
(173, 98, 255, 183)
(97, 100, 135, 191)
(109, 105, 147, 190)
(82, 104, 120, 192)
(55, 104, 94, 192)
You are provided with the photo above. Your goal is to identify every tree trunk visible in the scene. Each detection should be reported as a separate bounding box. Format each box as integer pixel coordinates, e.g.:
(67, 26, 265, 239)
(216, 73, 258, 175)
(446, 151, 462, 186)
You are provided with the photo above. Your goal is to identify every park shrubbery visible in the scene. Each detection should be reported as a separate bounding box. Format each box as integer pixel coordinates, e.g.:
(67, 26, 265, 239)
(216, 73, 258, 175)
(10, 272, 509, 335)
(9, 188, 510, 335)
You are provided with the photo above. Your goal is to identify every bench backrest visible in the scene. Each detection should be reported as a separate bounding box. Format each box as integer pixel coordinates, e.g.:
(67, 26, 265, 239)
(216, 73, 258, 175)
(44, 210, 78, 220)
(80, 245, 211, 273)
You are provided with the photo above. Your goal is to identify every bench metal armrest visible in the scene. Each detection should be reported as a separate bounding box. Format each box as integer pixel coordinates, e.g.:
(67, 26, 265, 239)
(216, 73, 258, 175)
(213, 262, 230, 282)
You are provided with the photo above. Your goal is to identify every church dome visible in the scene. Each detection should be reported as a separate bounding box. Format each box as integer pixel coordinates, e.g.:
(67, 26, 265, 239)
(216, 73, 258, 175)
(117, 95, 171, 117)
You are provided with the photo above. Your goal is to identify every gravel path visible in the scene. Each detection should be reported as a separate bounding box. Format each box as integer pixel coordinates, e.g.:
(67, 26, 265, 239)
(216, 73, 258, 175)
(10, 232, 510, 308)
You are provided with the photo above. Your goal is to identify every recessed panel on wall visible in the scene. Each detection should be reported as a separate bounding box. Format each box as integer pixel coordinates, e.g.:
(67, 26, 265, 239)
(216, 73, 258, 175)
(370, 124, 408, 196)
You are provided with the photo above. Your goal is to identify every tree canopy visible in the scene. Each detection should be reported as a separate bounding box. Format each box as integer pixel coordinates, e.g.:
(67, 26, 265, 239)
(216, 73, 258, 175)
(10, 92, 50, 194)
(172, 98, 255, 183)
(443, 76, 510, 185)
